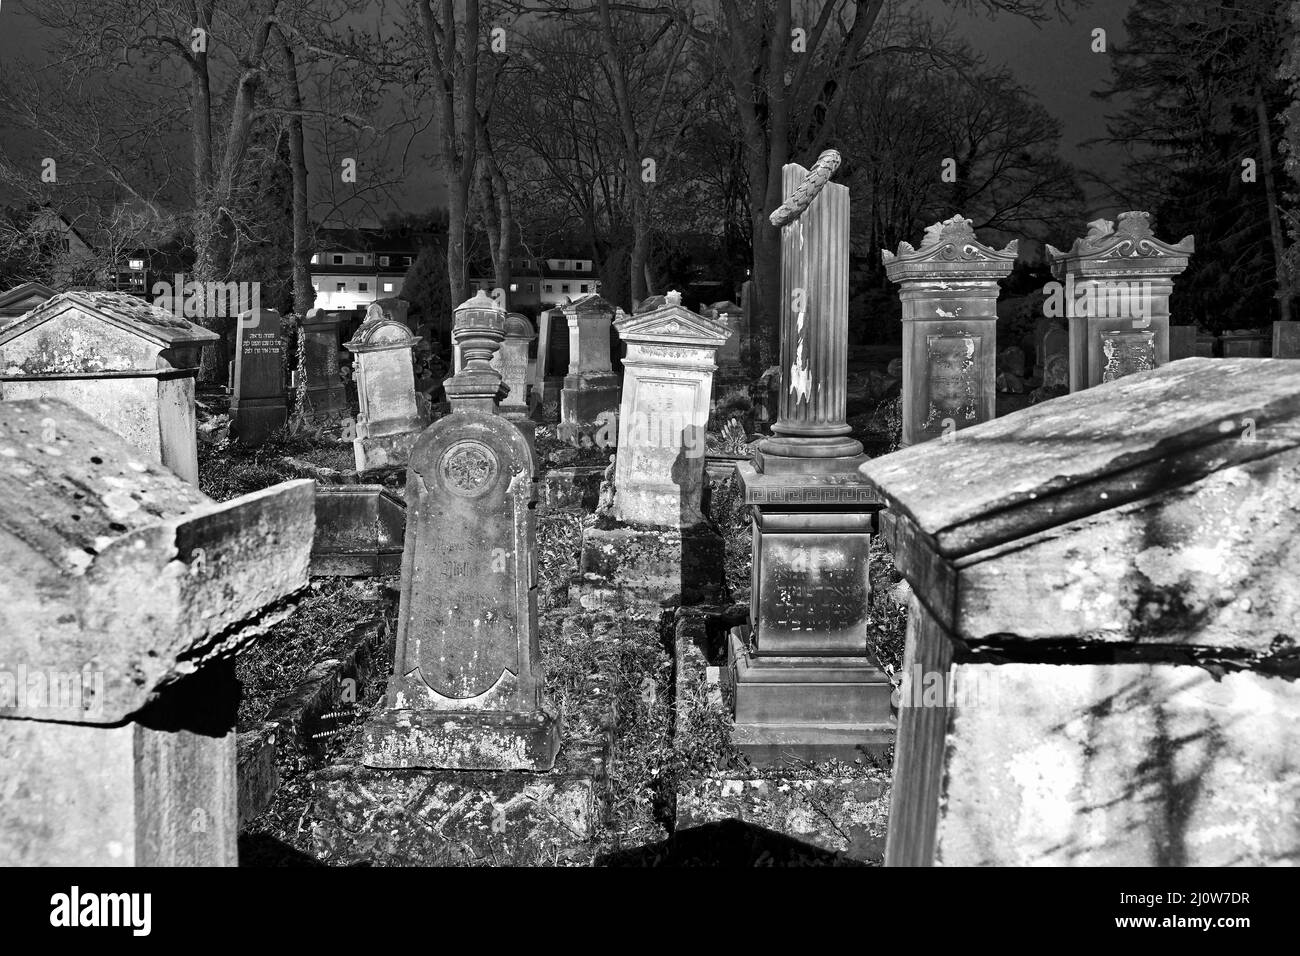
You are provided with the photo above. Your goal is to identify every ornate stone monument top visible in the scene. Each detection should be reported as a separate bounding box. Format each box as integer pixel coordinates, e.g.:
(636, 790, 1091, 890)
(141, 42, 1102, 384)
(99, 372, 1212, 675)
(614, 299, 730, 351)
(882, 215, 1019, 281)
(1049, 209, 1195, 274)
(347, 301, 421, 353)
(448, 292, 507, 410)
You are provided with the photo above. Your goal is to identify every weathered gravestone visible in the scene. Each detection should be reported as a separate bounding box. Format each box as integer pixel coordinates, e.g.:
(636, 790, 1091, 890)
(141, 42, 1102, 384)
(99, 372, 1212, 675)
(345, 302, 427, 471)
(883, 215, 1017, 446)
(1221, 328, 1269, 357)
(1168, 324, 1199, 362)
(1048, 211, 1193, 391)
(706, 300, 746, 376)
(863, 358, 1300, 866)
(574, 292, 729, 616)
(299, 308, 350, 422)
(730, 151, 892, 765)
(0, 398, 313, 865)
(1274, 321, 1300, 359)
(0, 291, 217, 485)
(498, 312, 536, 418)
(231, 307, 287, 444)
(561, 293, 620, 427)
(532, 306, 568, 409)
(364, 291, 559, 770)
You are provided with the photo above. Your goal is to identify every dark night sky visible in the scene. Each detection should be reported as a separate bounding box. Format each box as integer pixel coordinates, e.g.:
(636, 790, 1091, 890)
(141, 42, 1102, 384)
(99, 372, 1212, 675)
(0, 0, 1133, 219)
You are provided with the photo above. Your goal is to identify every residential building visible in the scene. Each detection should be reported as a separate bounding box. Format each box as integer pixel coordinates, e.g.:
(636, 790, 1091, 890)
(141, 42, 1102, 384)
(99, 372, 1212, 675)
(310, 227, 418, 312)
(469, 256, 602, 314)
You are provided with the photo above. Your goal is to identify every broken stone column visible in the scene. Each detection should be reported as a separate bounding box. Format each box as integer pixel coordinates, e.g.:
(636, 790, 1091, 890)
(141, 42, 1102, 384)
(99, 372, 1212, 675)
(560, 293, 620, 427)
(1048, 211, 1194, 391)
(883, 216, 1017, 446)
(863, 357, 1300, 866)
(731, 151, 892, 766)
(364, 291, 559, 770)
(0, 398, 314, 866)
(345, 302, 428, 470)
(231, 307, 288, 445)
(0, 291, 218, 485)
(300, 308, 350, 422)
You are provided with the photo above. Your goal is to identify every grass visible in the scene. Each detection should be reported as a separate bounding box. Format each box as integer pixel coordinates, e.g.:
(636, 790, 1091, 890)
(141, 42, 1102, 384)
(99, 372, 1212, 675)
(198, 426, 356, 502)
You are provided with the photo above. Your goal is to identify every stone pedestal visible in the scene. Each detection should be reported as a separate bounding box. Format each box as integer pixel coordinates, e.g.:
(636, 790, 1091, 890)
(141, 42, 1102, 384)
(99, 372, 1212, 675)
(1048, 211, 1193, 392)
(863, 357, 1300, 866)
(561, 293, 620, 426)
(345, 302, 428, 471)
(0, 290, 218, 485)
(732, 154, 892, 766)
(364, 292, 559, 771)
(232, 307, 287, 444)
(1275, 321, 1300, 358)
(300, 308, 350, 421)
(883, 215, 1016, 447)
(0, 399, 313, 866)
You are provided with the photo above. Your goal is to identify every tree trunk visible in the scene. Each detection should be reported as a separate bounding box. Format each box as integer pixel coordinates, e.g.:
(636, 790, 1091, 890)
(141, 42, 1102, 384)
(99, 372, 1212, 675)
(281, 35, 314, 318)
(1255, 83, 1293, 322)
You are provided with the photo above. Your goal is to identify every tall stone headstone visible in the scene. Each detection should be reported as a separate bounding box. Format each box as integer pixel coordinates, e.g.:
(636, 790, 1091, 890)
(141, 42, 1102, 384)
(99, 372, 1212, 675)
(364, 292, 559, 771)
(231, 307, 288, 444)
(0, 398, 313, 865)
(300, 308, 350, 422)
(497, 312, 536, 418)
(345, 302, 428, 471)
(612, 291, 729, 528)
(561, 293, 620, 426)
(883, 215, 1017, 446)
(864, 358, 1300, 867)
(0, 291, 217, 485)
(730, 151, 891, 766)
(1048, 211, 1193, 391)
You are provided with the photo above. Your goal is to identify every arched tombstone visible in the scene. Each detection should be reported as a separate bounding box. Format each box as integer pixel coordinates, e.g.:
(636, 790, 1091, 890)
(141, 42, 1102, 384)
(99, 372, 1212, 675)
(363, 292, 558, 770)
(345, 301, 428, 470)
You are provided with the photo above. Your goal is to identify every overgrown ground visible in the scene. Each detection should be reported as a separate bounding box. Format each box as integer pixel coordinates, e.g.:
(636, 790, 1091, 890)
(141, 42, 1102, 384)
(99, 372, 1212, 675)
(218, 369, 910, 865)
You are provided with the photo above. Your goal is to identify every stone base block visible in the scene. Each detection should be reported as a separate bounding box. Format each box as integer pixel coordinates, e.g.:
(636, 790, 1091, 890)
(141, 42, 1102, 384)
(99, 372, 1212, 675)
(729, 628, 894, 767)
(676, 774, 891, 864)
(362, 707, 561, 771)
(540, 465, 606, 512)
(912, 662, 1300, 867)
(232, 400, 287, 445)
(310, 762, 602, 866)
(236, 723, 279, 828)
(561, 379, 619, 426)
(575, 524, 725, 617)
(353, 428, 420, 471)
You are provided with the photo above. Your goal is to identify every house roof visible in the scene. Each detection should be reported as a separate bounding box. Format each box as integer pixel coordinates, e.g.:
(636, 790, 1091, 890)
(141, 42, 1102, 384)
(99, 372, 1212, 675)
(0, 291, 219, 349)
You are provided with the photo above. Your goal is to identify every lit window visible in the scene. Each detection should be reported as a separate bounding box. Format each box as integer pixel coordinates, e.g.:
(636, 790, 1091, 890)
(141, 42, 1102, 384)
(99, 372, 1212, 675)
(509, 283, 518, 292)
(128, 258, 144, 270)
(310, 254, 319, 264)
(383, 282, 394, 293)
